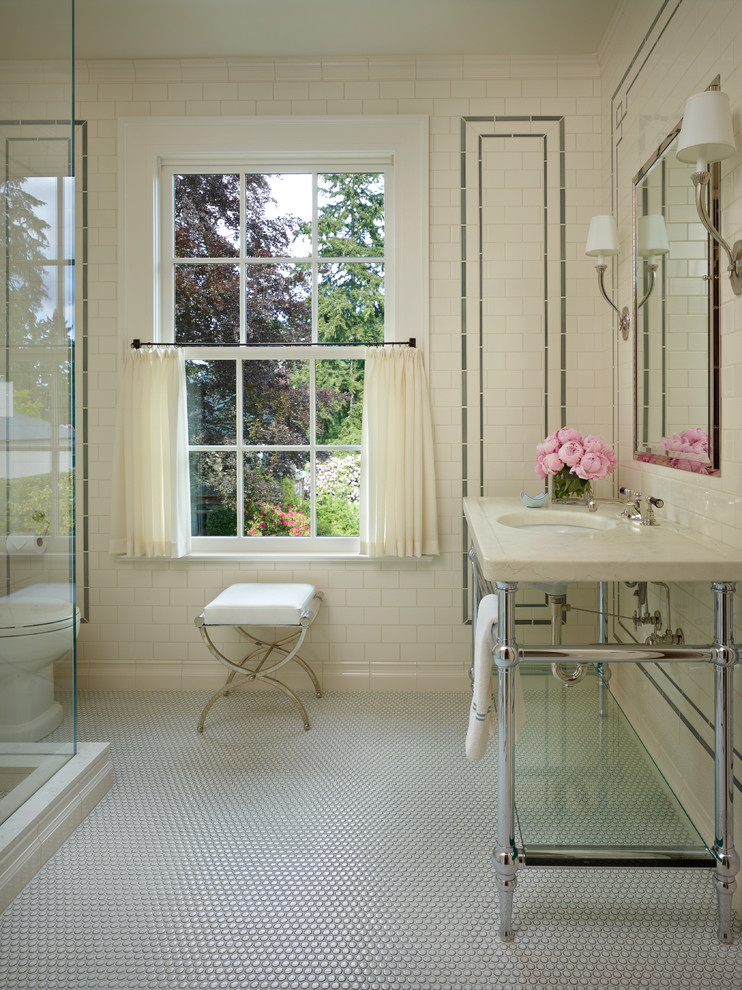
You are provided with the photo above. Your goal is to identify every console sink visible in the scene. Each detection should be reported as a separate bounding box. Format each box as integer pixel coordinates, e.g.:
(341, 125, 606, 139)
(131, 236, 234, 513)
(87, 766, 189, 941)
(496, 509, 618, 534)
(463, 496, 742, 584)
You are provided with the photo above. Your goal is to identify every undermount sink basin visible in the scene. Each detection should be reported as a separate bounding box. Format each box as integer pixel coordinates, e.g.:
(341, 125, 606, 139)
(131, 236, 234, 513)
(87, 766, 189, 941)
(495, 509, 619, 534)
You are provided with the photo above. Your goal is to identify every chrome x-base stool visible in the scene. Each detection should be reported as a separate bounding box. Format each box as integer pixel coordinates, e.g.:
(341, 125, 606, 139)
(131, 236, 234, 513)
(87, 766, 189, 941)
(195, 583, 323, 732)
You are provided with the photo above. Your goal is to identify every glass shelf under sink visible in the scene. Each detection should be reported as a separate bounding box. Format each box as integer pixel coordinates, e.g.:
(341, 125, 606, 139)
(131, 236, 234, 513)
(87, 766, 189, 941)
(514, 670, 714, 868)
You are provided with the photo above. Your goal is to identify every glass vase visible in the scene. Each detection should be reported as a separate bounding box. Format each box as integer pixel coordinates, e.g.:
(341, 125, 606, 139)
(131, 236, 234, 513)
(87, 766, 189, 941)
(550, 470, 593, 505)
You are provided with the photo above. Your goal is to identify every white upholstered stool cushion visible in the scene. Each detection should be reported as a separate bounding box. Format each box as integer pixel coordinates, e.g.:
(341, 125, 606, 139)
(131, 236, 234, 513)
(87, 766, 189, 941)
(201, 583, 318, 626)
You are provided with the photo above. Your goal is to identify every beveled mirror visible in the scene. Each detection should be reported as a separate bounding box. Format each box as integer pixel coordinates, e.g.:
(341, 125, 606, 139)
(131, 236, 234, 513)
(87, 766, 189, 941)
(632, 117, 720, 474)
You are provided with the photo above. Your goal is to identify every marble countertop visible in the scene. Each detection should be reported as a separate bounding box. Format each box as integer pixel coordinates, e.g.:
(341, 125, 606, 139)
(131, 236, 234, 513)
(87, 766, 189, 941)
(463, 496, 742, 585)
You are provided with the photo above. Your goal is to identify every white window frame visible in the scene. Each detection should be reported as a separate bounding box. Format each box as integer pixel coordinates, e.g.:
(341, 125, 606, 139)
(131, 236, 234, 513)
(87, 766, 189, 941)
(119, 116, 429, 556)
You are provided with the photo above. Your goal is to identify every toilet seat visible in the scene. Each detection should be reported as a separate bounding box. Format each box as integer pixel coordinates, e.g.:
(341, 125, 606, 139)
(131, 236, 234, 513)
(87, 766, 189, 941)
(0, 602, 79, 636)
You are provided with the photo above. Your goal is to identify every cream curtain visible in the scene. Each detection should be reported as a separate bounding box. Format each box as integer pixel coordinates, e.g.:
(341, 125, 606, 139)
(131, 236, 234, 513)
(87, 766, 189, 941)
(360, 345, 439, 558)
(109, 347, 192, 558)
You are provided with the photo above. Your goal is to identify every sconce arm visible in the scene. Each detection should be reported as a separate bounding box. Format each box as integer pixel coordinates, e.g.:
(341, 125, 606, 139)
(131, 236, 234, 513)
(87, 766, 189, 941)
(595, 264, 631, 340)
(692, 171, 742, 296)
(636, 264, 657, 310)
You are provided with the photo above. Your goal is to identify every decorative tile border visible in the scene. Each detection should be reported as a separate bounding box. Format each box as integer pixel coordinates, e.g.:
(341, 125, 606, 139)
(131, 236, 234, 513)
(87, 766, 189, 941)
(459, 114, 566, 619)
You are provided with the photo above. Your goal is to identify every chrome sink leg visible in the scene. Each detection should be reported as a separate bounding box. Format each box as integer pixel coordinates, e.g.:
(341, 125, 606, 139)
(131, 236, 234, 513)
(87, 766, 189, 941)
(492, 580, 522, 941)
(712, 581, 740, 944)
(597, 581, 611, 719)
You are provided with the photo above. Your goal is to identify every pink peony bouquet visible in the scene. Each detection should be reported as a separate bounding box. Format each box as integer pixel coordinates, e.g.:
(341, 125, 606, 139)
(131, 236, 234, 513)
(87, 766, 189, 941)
(536, 427, 617, 482)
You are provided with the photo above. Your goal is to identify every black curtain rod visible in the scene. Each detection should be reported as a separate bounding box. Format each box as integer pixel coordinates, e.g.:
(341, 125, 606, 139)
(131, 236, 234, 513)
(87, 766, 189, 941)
(131, 337, 415, 349)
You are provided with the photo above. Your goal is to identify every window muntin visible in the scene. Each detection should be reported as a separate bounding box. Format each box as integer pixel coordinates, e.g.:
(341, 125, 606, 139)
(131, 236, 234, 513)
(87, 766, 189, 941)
(164, 167, 386, 549)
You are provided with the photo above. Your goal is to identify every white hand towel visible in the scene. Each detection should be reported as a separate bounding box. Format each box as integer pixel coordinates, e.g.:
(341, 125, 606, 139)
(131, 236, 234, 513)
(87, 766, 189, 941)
(466, 594, 526, 761)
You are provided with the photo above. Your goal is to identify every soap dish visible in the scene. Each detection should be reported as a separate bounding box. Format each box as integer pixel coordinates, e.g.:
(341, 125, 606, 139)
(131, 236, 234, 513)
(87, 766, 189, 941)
(520, 491, 548, 508)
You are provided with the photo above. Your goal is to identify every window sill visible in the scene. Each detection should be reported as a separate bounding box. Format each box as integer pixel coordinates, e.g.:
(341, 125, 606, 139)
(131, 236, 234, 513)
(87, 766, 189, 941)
(187, 552, 434, 563)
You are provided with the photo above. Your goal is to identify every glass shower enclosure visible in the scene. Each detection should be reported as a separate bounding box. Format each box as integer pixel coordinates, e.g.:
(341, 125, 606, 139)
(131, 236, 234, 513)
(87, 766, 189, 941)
(0, 0, 77, 823)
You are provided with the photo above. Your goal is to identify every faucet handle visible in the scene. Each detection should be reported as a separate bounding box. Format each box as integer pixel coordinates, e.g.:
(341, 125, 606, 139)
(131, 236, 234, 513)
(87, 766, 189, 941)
(641, 495, 663, 526)
(619, 486, 641, 502)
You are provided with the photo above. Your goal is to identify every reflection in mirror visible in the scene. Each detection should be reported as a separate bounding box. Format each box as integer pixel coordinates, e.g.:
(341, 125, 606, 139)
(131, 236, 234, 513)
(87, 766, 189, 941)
(633, 123, 720, 474)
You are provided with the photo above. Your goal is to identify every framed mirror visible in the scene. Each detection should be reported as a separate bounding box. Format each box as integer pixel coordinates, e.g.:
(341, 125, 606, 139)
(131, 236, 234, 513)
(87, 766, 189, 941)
(632, 116, 720, 474)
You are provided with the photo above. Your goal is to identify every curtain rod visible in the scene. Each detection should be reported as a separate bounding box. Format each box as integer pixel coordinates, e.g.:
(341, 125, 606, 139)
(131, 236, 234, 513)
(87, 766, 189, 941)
(131, 337, 415, 349)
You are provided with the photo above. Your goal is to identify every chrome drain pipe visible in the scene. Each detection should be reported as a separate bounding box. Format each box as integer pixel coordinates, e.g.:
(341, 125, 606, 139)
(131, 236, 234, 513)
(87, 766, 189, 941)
(548, 593, 586, 683)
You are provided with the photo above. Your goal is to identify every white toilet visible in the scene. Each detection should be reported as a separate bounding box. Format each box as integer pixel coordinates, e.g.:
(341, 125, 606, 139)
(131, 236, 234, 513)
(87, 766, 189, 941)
(0, 584, 80, 742)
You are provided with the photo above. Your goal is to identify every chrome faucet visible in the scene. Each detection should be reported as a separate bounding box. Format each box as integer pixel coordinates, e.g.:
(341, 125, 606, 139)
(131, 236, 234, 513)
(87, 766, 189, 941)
(620, 487, 642, 521)
(619, 487, 664, 526)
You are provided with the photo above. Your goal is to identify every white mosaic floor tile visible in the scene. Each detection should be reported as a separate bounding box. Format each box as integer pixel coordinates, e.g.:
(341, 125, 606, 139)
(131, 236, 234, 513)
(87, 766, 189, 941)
(0, 680, 740, 989)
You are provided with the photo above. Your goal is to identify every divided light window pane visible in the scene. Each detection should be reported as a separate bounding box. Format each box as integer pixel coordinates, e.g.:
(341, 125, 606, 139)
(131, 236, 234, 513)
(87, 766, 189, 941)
(186, 360, 236, 445)
(189, 450, 237, 536)
(243, 360, 309, 445)
(174, 174, 240, 258)
(245, 262, 311, 344)
(317, 173, 385, 258)
(315, 358, 364, 444)
(175, 263, 240, 343)
(245, 173, 312, 259)
(317, 262, 384, 343)
(244, 452, 311, 538)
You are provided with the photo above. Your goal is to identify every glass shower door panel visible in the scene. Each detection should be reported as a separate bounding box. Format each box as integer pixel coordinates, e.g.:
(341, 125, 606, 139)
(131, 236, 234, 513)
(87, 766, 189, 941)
(0, 6, 76, 824)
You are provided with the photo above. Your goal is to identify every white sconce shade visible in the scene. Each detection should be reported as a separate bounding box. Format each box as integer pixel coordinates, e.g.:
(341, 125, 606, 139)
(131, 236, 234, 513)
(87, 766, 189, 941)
(676, 89, 736, 172)
(676, 86, 742, 296)
(585, 214, 620, 260)
(638, 214, 670, 258)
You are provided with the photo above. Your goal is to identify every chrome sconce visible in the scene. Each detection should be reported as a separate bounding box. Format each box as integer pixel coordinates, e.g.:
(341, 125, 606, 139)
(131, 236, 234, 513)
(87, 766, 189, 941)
(636, 213, 670, 308)
(676, 87, 741, 295)
(585, 214, 631, 340)
(585, 212, 669, 341)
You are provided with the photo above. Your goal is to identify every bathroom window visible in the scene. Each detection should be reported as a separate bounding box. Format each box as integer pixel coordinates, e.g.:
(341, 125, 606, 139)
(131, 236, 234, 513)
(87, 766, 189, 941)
(162, 168, 385, 550)
(120, 115, 428, 554)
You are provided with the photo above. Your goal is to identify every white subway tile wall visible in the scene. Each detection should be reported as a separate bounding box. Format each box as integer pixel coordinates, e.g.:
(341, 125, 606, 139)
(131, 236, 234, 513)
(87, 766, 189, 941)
(0, 51, 607, 692)
(601, 0, 742, 887)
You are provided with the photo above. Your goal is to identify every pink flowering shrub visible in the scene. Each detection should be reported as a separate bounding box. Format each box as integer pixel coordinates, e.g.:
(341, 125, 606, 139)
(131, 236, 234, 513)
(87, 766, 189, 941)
(536, 427, 616, 481)
(245, 503, 310, 537)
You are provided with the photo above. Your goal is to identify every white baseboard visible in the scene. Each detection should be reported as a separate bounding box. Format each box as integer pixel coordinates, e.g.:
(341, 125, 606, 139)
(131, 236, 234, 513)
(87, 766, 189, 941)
(77, 660, 471, 693)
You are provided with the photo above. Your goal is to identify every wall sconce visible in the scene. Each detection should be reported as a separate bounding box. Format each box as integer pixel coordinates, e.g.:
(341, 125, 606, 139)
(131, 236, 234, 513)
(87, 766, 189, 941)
(636, 214, 670, 307)
(676, 87, 741, 295)
(585, 214, 631, 340)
